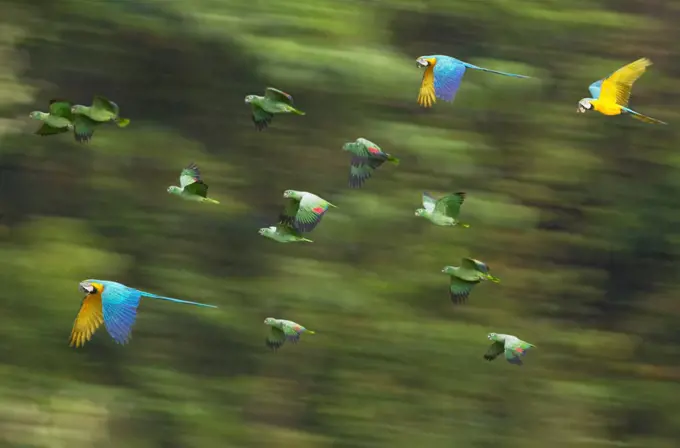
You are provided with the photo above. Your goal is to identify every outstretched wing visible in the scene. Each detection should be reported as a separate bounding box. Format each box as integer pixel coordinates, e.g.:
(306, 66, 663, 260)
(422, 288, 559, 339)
(278, 198, 301, 228)
(69, 294, 105, 347)
(35, 123, 68, 136)
(349, 157, 385, 188)
(588, 79, 604, 99)
(433, 58, 466, 102)
(48, 99, 74, 120)
(73, 114, 97, 142)
(99, 281, 141, 345)
(295, 193, 332, 233)
(461, 257, 490, 274)
(264, 87, 295, 106)
(483, 341, 505, 361)
(422, 192, 437, 213)
(92, 95, 119, 115)
(434, 192, 465, 218)
(600, 58, 651, 107)
(251, 104, 273, 130)
(417, 64, 437, 107)
(449, 276, 476, 304)
(266, 326, 286, 350)
(180, 163, 208, 197)
(505, 349, 523, 365)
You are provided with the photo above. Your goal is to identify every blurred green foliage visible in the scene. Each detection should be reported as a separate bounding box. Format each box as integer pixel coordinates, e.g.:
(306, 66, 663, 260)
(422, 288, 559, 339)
(0, 0, 679, 446)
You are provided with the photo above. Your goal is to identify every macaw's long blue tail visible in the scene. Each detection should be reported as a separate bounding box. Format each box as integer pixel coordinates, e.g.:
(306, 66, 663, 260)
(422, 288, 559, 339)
(463, 62, 530, 78)
(621, 106, 667, 125)
(142, 292, 218, 308)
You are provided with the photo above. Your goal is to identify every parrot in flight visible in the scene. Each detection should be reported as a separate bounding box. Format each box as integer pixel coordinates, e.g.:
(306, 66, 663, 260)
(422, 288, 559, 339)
(577, 58, 666, 124)
(415, 191, 469, 227)
(29, 99, 92, 142)
(245, 87, 305, 130)
(258, 224, 313, 243)
(69, 279, 217, 347)
(264, 317, 315, 350)
(342, 138, 399, 188)
(167, 162, 220, 204)
(483, 333, 535, 366)
(70, 96, 130, 141)
(442, 258, 500, 304)
(416, 55, 530, 107)
(278, 190, 335, 233)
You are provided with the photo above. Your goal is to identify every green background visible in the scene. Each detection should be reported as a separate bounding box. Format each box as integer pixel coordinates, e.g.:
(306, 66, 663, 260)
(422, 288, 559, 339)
(0, 0, 679, 446)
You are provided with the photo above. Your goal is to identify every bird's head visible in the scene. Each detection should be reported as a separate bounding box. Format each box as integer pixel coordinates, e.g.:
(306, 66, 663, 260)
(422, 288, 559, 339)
(487, 332, 497, 341)
(264, 317, 276, 325)
(342, 142, 354, 152)
(78, 281, 98, 295)
(416, 56, 436, 69)
(244, 95, 256, 104)
(283, 189, 294, 198)
(415, 208, 427, 217)
(258, 227, 274, 236)
(29, 111, 43, 120)
(167, 186, 181, 194)
(71, 105, 85, 114)
(441, 266, 455, 275)
(577, 98, 593, 113)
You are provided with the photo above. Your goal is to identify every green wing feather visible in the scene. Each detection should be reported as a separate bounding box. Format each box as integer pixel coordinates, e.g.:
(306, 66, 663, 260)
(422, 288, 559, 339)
(265, 326, 286, 350)
(264, 87, 295, 105)
(483, 341, 505, 361)
(294, 194, 331, 233)
(251, 104, 273, 130)
(461, 257, 489, 274)
(179, 163, 208, 197)
(35, 123, 68, 136)
(349, 157, 385, 188)
(73, 115, 98, 142)
(48, 99, 74, 119)
(434, 192, 465, 217)
(92, 96, 119, 115)
(449, 276, 476, 304)
(278, 198, 301, 228)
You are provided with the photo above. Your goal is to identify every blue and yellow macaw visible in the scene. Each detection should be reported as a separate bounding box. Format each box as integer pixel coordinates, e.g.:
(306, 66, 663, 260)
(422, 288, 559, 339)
(577, 58, 666, 124)
(416, 55, 530, 107)
(69, 279, 217, 347)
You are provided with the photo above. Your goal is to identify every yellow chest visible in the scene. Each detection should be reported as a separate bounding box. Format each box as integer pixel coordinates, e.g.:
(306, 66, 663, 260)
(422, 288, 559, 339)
(592, 100, 623, 116)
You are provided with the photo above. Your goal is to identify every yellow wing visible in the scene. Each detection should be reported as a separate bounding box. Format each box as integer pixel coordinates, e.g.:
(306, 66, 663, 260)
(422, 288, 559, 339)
(600, 58, 651, 107)
(69, 294, 104, 348)
(417, 65, 436, 107)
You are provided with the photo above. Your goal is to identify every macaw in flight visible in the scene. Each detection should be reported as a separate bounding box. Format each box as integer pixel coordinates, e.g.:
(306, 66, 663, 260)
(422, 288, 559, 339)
(69, 279, 217, 347)
(416, 54, 530, 107)
(577, 58, 666, 124)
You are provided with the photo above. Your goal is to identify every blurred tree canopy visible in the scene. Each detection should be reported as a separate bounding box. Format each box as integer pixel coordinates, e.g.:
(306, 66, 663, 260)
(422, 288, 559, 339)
(0, 0, 679, 446)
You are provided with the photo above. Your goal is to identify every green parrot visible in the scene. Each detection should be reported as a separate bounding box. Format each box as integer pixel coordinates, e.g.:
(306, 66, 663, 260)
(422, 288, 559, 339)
(244, 87, 305, 130)
(70, 96, 130, 141)
(279, 190, 335, 233)
(342, 138, 399, 188)
(415, 191, 469, 227)
(167, 163, 219, 204)
(30, 99, 74, 136)
(442, 258, 500, 304)
(264, 317, 315, 350)
(258, 224, 313, 243)
(483, 333, 535, 366)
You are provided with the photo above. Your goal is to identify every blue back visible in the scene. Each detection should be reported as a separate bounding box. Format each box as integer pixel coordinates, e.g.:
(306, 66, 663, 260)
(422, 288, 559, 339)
(87, 279, 141, 345)
(424, 55, 467, 102)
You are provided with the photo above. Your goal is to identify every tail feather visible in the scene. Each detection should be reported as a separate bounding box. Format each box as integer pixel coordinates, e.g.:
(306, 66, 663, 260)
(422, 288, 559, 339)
(387, 155, 400, 165)
(465, 63, 530, 79)
(203, 198, 220, 204)
(306, 330, 316, 334)
(289, 107, 305, 115)
(629, 111, 667, 125)
(143, 292, 218, 308)
(300, 237, 313, 242)
(115, 117, 130, 127)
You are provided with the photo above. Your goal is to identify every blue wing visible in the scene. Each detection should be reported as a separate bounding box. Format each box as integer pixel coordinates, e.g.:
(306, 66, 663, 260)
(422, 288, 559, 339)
(588, 79, 603, 99)
(433, 57, 466, 102)
(96, 280, 141, 345)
